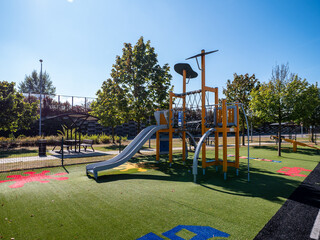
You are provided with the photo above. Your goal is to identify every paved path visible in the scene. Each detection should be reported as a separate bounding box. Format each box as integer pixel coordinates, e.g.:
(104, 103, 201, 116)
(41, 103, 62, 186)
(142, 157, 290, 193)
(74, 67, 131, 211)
(254, 163, 320, 240)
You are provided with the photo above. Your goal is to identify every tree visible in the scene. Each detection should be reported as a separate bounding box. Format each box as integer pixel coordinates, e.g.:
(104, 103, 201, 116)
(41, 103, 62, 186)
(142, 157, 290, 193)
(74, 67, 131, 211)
(250, 63, 312, 156)
(0, 81, 39, 133)
(90, 79, 129, 143)
(19, 70, 56, 95)
(293, 82, 320, 142)
(310, 104, 320, 142)
(111, 37, 172, 132)
(223, 73, 260, 145)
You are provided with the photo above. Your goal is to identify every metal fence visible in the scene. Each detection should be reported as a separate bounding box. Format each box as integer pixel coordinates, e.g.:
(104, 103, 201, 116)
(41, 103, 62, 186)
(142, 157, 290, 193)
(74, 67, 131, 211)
(0, 132, 319, 181)
(0, 137, 113, 181)
(23, 93, 95, 114)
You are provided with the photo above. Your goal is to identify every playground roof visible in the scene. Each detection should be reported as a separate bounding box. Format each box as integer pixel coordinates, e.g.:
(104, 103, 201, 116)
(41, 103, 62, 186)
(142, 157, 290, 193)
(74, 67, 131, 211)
(44, 113, 98, 130)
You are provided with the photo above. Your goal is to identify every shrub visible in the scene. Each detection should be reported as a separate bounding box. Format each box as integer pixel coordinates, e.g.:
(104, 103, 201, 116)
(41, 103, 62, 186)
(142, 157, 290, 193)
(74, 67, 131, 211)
(114, 135, 128, 143)
(0, 133, 127, 147)
(45, 135, 60, 146)
(99, 134, 111, 144)
(17, 134, 26, 139)
(83, 135, 99, 144)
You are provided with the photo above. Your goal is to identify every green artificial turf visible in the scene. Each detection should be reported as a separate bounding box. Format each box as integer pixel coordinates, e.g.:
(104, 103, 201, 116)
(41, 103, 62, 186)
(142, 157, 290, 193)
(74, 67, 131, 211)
(0, 146, 319, 240)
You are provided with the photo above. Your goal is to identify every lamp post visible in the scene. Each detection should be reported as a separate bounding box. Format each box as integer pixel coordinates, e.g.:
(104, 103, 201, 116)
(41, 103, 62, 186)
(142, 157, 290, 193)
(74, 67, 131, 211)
(248, 111, 253, 142)
(251, 116, 253, 142)
(39, 59, 43, 136)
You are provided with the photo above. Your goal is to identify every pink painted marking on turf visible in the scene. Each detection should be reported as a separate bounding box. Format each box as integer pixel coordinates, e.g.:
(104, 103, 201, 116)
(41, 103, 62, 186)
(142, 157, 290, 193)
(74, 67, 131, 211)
(260, 159, 272, 162)
(0, 170, 68, 188)
(277, 167, 312, 177)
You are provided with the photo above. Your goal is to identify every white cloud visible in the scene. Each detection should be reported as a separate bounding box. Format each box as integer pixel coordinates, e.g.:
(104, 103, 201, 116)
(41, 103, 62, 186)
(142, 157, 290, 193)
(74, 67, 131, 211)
(67, 0, 74, 3)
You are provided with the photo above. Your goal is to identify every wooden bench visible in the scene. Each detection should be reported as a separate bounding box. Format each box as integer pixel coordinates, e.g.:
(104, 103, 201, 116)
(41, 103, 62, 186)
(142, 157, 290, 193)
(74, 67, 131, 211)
(79, 139, 94, 152)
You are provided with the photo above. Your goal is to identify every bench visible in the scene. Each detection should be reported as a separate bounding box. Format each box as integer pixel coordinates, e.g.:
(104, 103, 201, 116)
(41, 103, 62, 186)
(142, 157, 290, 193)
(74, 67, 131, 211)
(52, 140, 71, 153)
(79, 139, 94, 152)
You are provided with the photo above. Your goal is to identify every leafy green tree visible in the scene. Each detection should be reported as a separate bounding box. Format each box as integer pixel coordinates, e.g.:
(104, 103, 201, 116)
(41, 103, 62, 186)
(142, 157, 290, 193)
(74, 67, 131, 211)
(0, 81, 39, 133)
(223, 73, 260, 145)
(19, 70, 56, 95)
(311, 104, 320, 142)
(250, 63, 313, 156)
(294, 83, 320, 142)
(111, 37, 172, 132)
(90, 79, 129, 143)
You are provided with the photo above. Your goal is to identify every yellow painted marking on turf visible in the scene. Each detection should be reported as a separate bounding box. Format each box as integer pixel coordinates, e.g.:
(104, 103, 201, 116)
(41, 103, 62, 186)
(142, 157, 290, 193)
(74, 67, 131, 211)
(112, 163, 147, 172)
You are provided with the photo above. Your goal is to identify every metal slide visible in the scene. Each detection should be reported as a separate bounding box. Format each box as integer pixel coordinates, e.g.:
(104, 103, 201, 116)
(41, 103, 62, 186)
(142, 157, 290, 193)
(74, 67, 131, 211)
(178, 131, 197, 154)
(185, 131, 197, 151)
(86, 125, 168, 179)
(192, 128, 216, 183)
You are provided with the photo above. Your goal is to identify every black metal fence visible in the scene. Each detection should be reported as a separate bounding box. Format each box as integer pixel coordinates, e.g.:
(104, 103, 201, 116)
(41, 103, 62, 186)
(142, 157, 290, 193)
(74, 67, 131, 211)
(0, 137, 114, 181)
(0, 132, 319, 181)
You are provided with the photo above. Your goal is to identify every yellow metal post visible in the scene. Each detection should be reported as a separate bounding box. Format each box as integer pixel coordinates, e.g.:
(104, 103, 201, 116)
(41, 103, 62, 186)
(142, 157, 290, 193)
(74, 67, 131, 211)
(222, 99, 228, 175)
(235, 102, 240, 169)
(215, 87, 219, 163)
(156, 131, 160, 161)
(201, 50, 206, 170)
(182, 69, 186, 162)
(293, 142, 297, 152)
(169, 92, 173, 164)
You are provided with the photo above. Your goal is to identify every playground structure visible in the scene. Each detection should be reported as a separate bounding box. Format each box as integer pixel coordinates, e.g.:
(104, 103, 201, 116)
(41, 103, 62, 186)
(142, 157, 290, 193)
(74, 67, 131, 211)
(87, 49, 249, 182)
(155, 50, 244, 181)
(271, 135, 320, 152)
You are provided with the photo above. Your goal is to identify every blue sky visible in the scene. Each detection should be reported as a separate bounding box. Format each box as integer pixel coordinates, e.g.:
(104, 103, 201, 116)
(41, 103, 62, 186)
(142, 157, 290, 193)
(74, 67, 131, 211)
(0, 0, 319, 99)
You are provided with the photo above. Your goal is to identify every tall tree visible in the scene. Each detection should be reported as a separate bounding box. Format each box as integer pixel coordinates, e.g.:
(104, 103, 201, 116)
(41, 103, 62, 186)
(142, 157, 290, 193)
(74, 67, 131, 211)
(90, 79, 129, 143)
(250, 64, 311, 156)
(0, 81, 39, 132)
(293, 82, 320, 142)
(310, 104, 320, 142)
(223, 73, 260, 145)
(19, 70, 56, 95)
(111, 37, 172, 132)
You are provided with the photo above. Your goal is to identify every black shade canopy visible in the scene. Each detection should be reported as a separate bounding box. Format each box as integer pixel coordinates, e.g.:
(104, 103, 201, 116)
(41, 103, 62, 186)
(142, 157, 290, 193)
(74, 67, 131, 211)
(186, 49, 219, 60)
(45, 113, 98, 130)
(174, 63, 198, 79)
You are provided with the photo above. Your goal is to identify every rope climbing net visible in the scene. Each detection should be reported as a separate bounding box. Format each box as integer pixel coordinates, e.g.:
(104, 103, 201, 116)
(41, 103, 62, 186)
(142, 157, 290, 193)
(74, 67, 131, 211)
(171, 90, 216, 130)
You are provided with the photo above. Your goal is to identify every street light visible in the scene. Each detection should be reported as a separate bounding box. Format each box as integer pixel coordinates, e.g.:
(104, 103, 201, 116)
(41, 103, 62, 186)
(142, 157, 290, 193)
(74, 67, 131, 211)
(248, 111, 253, 142)
(39, 59, 43, 136)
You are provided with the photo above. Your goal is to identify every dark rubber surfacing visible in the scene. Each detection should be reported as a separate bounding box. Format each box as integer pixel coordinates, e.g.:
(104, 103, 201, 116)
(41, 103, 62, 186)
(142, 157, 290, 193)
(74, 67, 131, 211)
(255, 162, 320, 240)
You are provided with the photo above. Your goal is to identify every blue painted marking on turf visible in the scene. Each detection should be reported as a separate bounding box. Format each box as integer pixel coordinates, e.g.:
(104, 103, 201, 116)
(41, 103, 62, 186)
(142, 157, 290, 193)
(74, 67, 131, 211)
(162, 225, 229, 240)
(138, 225, 229, 240)
(137, 232, 163, 240)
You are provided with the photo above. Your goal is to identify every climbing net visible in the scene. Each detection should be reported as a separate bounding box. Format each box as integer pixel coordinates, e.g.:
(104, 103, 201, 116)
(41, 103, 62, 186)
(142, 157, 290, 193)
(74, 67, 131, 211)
(172, 90, 216, 130)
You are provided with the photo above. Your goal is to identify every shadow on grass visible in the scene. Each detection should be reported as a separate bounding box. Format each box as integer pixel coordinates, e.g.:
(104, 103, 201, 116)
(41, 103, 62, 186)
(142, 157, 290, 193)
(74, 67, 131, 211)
(0, 148, 38, 158)
(253, 145, 320, 156)
(94, 153, 303, 204)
